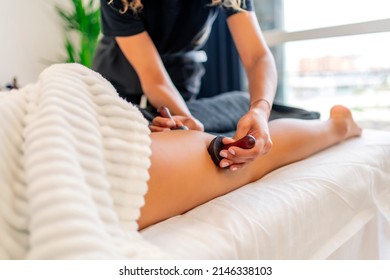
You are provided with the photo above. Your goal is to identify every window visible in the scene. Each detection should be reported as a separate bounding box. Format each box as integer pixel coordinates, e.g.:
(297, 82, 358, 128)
(253, 0, 390, 129)
(284, 33, 390, 121)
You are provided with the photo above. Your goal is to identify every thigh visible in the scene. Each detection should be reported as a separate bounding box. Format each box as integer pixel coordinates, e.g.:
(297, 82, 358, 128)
(139, 130, 255, 229)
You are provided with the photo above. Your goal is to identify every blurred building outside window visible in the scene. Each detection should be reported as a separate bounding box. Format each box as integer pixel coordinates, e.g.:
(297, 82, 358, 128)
(253, 0, 390, 130)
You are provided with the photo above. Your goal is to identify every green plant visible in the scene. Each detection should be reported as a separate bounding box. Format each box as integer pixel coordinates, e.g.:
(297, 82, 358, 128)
(56, 0, 101, 67)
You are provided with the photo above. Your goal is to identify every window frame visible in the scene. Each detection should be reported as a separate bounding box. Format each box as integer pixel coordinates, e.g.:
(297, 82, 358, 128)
(263, 18, 390, 47)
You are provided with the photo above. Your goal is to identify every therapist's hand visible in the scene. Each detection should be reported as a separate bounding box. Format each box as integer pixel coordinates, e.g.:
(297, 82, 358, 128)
(219, 107, 272, 170)
(175, 115, 204, 131)
(150, 115, 204, 132)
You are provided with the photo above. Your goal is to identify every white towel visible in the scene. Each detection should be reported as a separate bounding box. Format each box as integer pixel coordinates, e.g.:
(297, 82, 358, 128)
(0, 63, 166, 259)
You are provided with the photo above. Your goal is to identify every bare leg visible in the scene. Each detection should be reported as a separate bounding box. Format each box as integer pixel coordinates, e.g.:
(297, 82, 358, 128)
(138, 106, 361, 229)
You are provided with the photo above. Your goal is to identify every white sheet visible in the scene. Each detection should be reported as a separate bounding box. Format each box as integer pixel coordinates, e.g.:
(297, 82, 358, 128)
(141, 129, 390, 259)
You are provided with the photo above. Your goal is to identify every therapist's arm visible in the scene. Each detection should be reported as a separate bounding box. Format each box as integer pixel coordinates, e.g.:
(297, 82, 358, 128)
(116, 32, 204, 131)
(219, 11, 277, 170)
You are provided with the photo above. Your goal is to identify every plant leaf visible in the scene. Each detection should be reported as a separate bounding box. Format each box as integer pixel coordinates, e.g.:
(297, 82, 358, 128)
(56, 0, 101, 66)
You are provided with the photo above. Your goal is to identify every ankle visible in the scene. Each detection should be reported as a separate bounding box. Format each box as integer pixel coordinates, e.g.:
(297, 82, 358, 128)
(330, 118, 349, 141)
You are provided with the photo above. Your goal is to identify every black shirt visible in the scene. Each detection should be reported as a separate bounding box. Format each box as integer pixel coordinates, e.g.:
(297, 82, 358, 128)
(93, 0, 254, 103)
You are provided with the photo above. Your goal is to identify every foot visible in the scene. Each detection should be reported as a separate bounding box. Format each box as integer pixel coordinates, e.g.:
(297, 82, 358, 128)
(330, 105, 362, 141)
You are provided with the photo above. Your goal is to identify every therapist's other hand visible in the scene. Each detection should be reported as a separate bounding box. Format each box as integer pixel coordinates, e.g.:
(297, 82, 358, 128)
(150, 115, 204, 132)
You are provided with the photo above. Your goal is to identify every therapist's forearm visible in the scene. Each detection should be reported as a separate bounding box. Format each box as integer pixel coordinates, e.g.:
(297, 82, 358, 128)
(246, 51, 277, 118)
(143, 83, 192, 117)
(115, 33, 192, 117)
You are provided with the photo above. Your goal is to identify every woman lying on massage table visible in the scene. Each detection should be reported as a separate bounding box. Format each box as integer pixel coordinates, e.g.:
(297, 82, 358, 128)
(137, 105, 362, 229)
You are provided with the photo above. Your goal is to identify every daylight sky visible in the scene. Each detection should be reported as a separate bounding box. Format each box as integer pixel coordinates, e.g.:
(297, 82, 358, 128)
(284, 0, 389, 31)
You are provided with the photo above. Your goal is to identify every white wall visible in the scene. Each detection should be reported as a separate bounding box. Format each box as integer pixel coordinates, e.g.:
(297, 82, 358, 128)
(0, 0, 72, 87)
